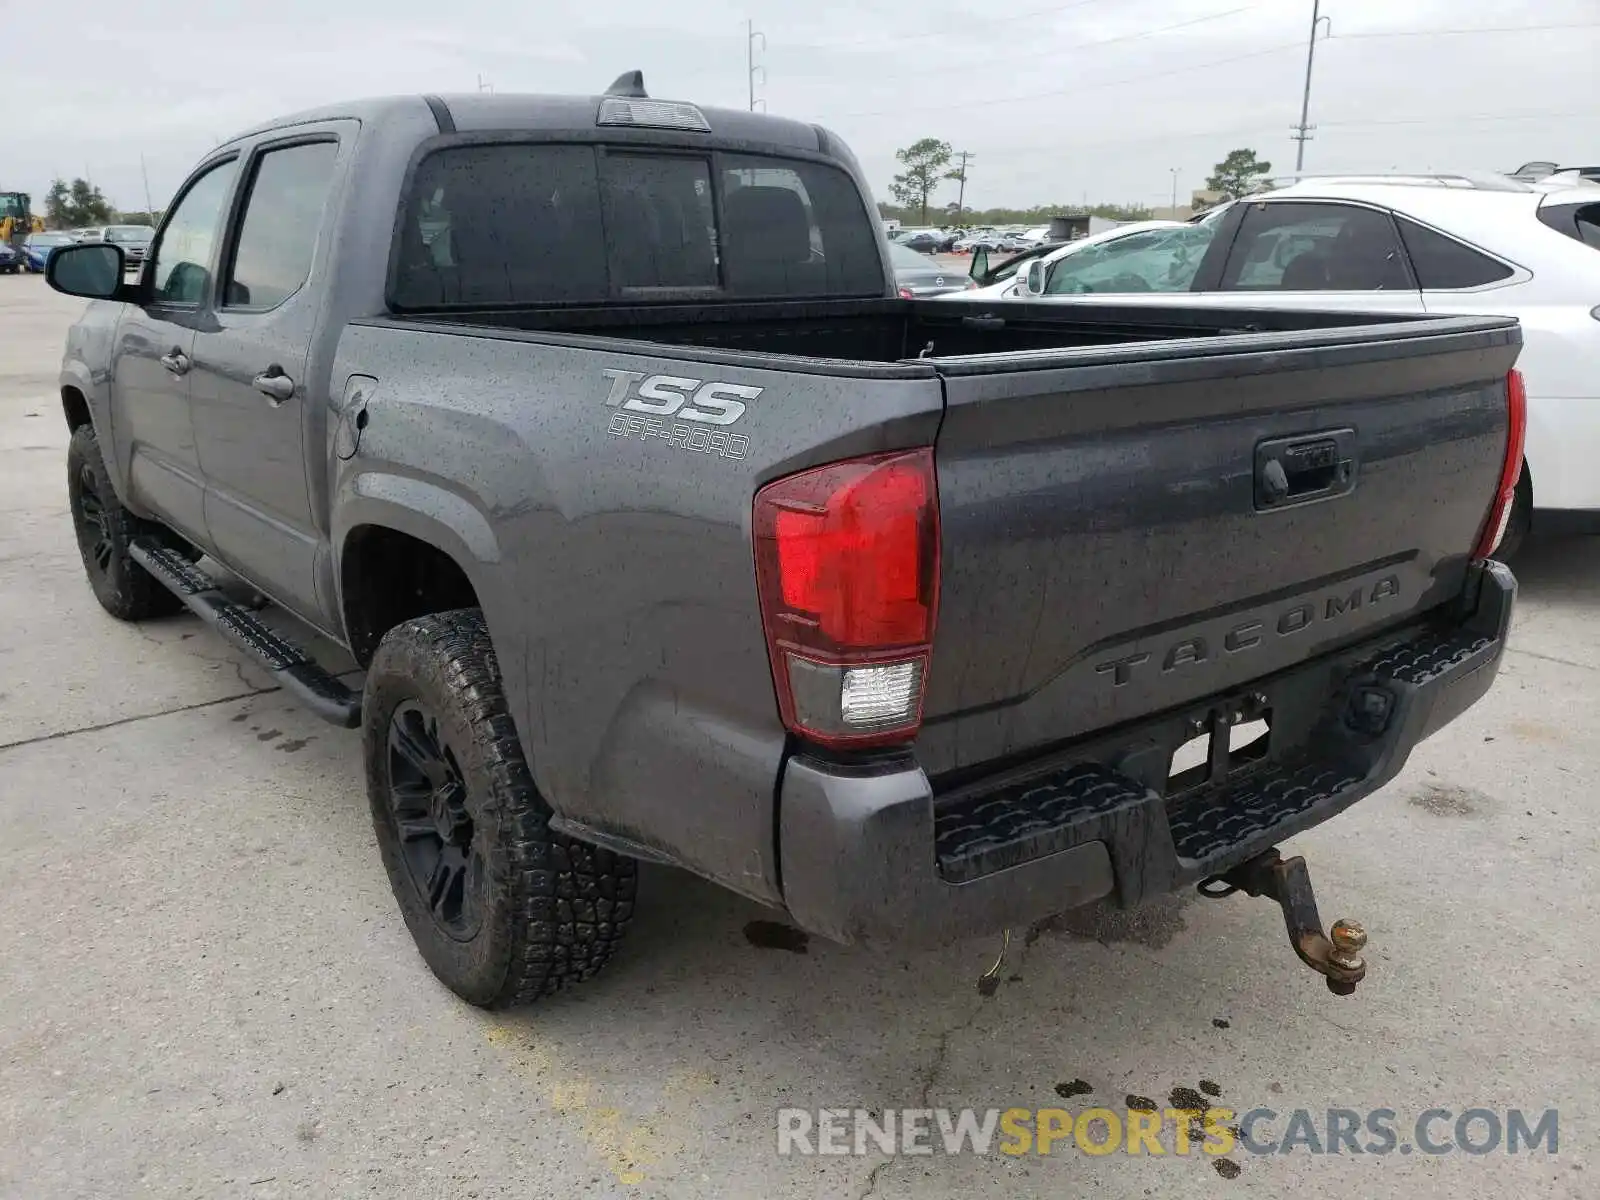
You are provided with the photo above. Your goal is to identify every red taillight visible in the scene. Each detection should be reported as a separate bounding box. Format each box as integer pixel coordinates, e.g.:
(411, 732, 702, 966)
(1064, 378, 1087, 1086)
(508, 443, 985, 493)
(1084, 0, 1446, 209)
(898, 285, 915, 299)
(1473, 368, 1528, 560)
(754, 448, 940, 748)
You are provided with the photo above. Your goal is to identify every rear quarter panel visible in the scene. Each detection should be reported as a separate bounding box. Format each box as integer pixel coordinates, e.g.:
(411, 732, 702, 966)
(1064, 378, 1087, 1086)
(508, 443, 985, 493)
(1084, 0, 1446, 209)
(330, 322, 942, 904)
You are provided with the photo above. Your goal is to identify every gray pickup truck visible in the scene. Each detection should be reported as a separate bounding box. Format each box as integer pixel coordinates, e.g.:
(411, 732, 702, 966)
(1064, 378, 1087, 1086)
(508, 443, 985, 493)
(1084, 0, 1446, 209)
(46, 74, 1524, 1008)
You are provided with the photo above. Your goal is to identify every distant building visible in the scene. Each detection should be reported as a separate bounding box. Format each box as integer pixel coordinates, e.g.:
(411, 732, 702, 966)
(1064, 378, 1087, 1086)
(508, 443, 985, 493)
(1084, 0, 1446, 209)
(1150, 189, 1224, 222)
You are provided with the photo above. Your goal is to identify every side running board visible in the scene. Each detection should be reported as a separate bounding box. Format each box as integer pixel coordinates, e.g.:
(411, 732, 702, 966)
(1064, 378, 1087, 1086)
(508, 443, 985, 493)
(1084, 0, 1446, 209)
(128, 539, 361, 728)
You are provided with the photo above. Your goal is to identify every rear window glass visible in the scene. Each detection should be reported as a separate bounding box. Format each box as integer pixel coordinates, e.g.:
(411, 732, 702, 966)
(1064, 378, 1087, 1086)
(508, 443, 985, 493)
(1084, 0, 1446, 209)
(1579, 207, 1600, 250)
(1394, 217, 1515, 289)
(1541, 202, 1600, 250)
(391, 144, 883, 309)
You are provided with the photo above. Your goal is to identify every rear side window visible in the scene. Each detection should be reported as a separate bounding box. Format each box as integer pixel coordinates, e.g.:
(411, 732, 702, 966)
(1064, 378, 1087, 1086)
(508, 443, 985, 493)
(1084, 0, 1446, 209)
(1221, 202, 1411, 291)
(224, 141, 340, 308)
(390, 143, 883, 309)
(1394, 217, 1514, 289)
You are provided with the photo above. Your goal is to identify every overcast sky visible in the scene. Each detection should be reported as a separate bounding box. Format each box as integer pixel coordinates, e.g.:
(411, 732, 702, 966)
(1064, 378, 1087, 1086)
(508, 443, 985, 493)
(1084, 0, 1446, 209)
(6, 0, 1595, 214)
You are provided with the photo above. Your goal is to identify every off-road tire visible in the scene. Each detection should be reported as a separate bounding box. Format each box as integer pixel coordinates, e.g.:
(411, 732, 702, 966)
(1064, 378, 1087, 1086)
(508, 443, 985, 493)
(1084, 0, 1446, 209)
(363, 609, 637, 1008)
(67, 424, 189, 621)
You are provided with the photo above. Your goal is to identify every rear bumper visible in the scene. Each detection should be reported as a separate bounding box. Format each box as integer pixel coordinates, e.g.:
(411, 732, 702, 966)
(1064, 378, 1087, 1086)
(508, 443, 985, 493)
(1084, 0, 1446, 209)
(777, 560, 1515, 946)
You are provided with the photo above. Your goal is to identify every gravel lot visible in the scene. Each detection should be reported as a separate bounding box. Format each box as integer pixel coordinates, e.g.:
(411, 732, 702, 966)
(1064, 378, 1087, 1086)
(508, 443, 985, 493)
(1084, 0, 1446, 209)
(2, 275, 1594, 1198)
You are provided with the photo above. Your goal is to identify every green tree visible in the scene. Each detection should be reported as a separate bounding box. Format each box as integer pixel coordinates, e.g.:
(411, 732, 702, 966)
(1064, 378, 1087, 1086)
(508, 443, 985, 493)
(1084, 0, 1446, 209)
(44, 178, 115, 229)
(889, 138, 953, 225)
(1205, 149, 1273, 201)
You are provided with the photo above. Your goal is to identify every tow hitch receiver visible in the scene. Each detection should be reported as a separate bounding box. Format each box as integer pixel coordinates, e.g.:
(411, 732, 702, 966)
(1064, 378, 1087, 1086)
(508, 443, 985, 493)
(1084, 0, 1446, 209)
(1199, 849, 1368, 996)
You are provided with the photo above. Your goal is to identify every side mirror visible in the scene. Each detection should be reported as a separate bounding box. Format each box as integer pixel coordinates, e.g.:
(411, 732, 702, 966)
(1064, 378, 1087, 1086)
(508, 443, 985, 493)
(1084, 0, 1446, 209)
(969, 246, 989, 281)
(46, 243, 125, 299)
(1021, 259, 1047, 297)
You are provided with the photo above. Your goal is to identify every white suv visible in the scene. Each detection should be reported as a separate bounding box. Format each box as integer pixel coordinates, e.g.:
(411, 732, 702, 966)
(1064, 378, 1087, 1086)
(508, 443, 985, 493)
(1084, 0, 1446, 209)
(984, 175, 1600, 549)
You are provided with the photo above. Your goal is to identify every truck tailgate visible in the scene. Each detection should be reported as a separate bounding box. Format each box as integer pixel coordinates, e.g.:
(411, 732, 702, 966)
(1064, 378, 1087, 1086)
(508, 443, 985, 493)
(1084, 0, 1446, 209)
(919, 316, 1521, 778)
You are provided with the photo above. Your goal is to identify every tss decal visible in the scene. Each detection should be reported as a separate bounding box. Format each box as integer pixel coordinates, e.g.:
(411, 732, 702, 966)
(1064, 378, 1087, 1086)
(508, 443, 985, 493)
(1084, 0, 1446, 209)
(600, 369, 762, 426)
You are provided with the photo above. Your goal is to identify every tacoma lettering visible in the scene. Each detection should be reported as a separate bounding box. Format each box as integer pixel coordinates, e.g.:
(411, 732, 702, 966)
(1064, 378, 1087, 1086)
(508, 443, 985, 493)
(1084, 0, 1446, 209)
(1094, 575, 1403, 687)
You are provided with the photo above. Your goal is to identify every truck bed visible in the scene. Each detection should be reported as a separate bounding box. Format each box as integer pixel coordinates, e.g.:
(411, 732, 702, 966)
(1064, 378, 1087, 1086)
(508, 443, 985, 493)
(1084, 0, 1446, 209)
(343, 301, 1519, 830)
(382, 296, 1430, 368)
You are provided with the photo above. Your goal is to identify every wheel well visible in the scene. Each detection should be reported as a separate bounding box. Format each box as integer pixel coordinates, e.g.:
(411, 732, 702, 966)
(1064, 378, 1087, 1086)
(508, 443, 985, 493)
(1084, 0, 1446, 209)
(340, 526, 481, 666)
(62, 387, 91, 432)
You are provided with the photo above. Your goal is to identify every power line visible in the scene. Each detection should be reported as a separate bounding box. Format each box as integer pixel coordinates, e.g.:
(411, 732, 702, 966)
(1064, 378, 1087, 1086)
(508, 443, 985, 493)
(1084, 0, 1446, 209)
(831, 39, 1304, 119)
(1333, 20, 1599, 39)
(784, 0, 1117, 52)
(787, 3, 1261, 87)
(1317, 107, 1590, 129)
(966, 107, 1592, 170)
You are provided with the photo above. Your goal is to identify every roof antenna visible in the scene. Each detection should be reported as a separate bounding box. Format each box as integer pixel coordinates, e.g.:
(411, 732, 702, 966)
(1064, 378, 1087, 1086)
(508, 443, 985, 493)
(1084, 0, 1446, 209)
(605, 71, 648, 98)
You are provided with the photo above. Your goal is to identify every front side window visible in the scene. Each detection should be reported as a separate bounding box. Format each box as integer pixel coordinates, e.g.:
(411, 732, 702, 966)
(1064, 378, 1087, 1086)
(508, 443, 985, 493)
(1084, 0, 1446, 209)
(223, 142, 339, 308)
(1221, 202, 1412, 291)
(1045, 224, 1216, 294)
(151, 160, 239, 304)
(390, 143, 882, 309)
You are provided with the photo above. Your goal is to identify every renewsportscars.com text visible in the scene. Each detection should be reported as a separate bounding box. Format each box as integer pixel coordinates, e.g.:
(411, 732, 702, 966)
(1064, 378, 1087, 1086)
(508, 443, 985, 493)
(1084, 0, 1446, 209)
(776, 1106, 1559, 1158)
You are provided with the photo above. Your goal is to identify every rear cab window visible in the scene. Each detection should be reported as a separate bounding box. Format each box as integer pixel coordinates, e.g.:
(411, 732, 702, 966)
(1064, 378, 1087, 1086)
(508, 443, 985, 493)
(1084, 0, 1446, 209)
(391, 143, 884, 309)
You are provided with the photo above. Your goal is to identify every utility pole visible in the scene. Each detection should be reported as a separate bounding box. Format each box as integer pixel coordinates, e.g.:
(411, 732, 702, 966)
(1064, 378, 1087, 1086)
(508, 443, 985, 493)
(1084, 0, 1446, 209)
(951, 151, 974, 219)
(477, 74, 494, 94)
(747, 20, 766, 111)
(1169, 168, 1179, 214)
(140, 154, 156, 222)
(1292, 0, 1332, 171)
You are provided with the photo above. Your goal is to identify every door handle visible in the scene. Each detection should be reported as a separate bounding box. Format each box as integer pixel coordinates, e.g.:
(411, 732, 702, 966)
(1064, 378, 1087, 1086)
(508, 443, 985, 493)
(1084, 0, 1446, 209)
(159, 348, 190, 375)
(253, 367, 296, 405)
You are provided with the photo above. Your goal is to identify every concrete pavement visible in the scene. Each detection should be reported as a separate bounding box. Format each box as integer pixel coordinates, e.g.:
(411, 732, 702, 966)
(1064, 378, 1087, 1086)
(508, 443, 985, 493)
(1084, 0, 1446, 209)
(1, 275, 1594, 1198)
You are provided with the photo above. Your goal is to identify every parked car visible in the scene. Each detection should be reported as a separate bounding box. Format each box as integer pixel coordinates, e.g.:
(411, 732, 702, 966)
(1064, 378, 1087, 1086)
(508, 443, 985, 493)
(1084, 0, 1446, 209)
(100, 224, 154, 271)
(953, 230, 1005, 252)
(992, 173, 1600, 554)
(888, 241, 976, 297)
(20, 231, 76, 273)
(0, 242, 19, 273)
(45, 79, 1519, 1009)
(71, 227, 104, 244)
(896, 229, 943, 252)
(944, 219, 1189, 300)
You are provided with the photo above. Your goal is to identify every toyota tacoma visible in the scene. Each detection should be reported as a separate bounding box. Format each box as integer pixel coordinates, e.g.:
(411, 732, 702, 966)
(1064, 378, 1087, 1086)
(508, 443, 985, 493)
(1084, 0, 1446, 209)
(46, 74, 1523, 1007)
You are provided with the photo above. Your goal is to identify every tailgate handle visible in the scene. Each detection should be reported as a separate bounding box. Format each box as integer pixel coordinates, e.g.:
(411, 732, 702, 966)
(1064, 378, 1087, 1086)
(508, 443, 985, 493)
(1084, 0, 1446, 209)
(1256, 429, 1356, 510)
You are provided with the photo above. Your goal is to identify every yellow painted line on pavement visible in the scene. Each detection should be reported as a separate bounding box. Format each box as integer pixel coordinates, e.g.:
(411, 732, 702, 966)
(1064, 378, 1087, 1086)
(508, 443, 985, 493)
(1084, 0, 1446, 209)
(485, 1023, 714, 1188)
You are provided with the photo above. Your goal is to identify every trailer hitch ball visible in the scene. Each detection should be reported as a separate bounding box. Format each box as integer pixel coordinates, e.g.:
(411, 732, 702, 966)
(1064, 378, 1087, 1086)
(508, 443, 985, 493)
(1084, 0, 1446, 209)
(1200, 849, 1370, 996)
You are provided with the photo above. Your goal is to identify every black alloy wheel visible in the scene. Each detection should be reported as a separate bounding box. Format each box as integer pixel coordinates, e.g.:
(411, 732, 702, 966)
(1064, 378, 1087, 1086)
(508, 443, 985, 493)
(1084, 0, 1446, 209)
(386, 700, 485, 941)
